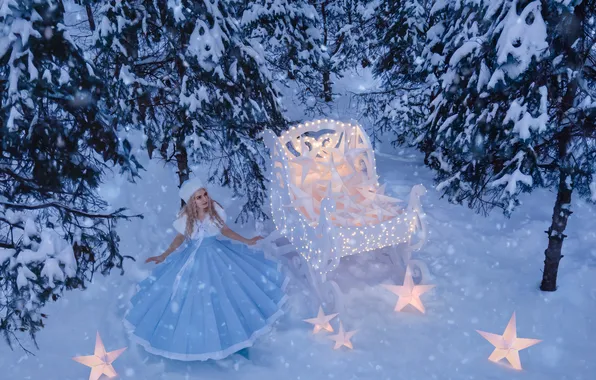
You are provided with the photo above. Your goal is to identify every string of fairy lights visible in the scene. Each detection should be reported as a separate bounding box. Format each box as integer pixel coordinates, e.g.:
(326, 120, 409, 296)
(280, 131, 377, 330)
(263, 119, 426, 278)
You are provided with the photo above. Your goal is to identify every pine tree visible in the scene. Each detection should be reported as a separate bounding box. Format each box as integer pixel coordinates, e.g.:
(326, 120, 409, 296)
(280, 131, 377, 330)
(0, 0, 141, 348)
(536, 0, 596, 290)
(386, 0, 596, 290)
(357, 0, 433, 145)
(239, 0, 377, 115)
(90, 0, 287, 221)
(316, 0, 375, 103)
(239, 0, 329, 115)
(86, 0, 188, 189)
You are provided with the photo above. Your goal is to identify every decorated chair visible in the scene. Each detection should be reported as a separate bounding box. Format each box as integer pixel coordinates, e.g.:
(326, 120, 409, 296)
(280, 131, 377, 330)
(260, 119, 428, 312)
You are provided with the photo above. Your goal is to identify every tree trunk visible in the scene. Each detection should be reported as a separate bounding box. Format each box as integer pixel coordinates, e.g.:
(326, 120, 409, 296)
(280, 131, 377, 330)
(323, 71, 332, 102)
(320, 0, 333, 102)
(159, 140, 169, 161)
(124, 27, 139, 60)
(175, 138, 190, 208)
(145, 129, 156, 159)
(86, 5, 95, 31)
(539, 2, 587, 291)
(540, 170, 573, 291)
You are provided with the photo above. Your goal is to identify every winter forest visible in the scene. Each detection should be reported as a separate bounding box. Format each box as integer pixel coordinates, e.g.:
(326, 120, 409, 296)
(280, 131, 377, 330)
(1, 0, 595, 379)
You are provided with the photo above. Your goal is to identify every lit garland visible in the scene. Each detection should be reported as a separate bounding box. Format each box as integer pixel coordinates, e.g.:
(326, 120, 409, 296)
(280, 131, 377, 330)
(262, 119, 427, 277)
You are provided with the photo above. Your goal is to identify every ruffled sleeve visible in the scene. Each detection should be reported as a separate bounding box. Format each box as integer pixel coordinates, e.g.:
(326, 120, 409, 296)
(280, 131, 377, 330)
(214, 203, 227, 224)
(172, 214, 188, 235)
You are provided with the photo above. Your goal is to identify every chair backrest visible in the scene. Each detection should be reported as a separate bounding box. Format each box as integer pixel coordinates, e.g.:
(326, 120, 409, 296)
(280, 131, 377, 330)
(278, 119, 378, 185)
(263, 119, 406, 229)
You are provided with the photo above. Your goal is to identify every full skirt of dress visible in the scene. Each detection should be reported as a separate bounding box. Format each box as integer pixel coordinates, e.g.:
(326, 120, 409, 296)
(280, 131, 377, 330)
(123, 236, 289, 361)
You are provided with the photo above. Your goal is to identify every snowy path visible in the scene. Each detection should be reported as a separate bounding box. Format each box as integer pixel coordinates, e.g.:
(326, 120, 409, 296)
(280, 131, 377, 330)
(1, 141, 595, 380)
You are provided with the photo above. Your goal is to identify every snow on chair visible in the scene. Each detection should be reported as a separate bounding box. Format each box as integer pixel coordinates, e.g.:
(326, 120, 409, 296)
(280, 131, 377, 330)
(260, 119, 428, 312)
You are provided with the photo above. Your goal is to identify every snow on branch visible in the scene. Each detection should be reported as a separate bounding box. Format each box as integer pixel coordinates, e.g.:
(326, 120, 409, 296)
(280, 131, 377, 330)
(496, 1, 548, 79)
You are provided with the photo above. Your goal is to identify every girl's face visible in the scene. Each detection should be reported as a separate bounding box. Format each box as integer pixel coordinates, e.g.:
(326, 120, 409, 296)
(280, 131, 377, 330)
(193, 189, 210, 210)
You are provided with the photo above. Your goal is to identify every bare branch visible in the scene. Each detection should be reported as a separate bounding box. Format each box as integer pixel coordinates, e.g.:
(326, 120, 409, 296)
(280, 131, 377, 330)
(0, 202, 142, 220)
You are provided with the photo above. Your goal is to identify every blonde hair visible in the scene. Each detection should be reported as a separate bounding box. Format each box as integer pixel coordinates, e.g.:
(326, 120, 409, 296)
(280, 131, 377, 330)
(178, 188, 225, 236)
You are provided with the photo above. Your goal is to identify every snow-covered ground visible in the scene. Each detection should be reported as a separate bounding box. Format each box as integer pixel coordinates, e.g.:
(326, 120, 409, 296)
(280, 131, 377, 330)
(1, 72, 595, 380)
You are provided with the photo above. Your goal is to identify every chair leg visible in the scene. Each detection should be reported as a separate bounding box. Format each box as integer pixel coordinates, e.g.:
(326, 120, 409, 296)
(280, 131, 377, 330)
(407, 259, 431, 284)
(317, 278, 344, 314)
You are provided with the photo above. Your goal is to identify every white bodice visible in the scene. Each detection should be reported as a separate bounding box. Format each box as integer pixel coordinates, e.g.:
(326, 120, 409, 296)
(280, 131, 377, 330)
(172, 204, 227, 239)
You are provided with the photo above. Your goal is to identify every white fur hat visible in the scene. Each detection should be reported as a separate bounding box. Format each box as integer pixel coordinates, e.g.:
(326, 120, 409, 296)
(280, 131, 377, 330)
(179, 177, 205, 203)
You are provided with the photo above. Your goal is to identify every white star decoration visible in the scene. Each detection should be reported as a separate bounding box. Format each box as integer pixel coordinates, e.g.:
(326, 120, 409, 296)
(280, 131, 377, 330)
(382, 266, 435, 313)
(476, 312, 542, 370)
(72, 332, 127, 380)
(288, 182, 317, 220)
(344, 147, 368, 172)
(303, 306, 338, 334)
(327, 321, 357, 350)
(290, 141, 320, 186)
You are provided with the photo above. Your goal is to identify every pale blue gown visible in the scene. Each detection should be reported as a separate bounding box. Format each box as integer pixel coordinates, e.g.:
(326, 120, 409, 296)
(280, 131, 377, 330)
(124, 205, 289, 361)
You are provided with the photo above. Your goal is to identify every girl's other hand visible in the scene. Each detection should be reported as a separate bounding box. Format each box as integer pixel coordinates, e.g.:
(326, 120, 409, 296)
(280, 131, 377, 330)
(146, 254, 166, 264)
(246, 236, 264, 246)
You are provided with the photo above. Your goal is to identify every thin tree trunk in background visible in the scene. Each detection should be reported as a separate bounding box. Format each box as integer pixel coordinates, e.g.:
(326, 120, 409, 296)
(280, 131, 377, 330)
(175, 139, 190, 209)
(124, 28, 139, 60)
(159, 140, 169, 161)
(540, 169, 572, 291)
(323, 71, 332, 102)
(146, 131, 156, 159)
(540, 85, 575, 292)
(86, 4, 95, 31)
(320, 0, 333, 102)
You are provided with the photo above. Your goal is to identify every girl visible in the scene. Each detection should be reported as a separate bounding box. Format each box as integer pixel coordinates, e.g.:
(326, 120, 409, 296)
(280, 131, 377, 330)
(124, 177, 288, 361)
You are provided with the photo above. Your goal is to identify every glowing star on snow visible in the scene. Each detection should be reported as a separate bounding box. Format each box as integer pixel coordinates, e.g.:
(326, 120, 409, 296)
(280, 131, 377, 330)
(72, 332, 127, 380)
(382, 265, 435, 313)
(476, 312, 542, 370)
(328, 321, 357, 350)
(303, 306, 339, 334)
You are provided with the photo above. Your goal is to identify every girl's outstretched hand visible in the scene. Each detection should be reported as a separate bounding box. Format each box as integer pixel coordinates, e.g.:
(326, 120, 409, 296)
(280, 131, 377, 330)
(146, 254, 166, 264)
(246, 236, 264, 246)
